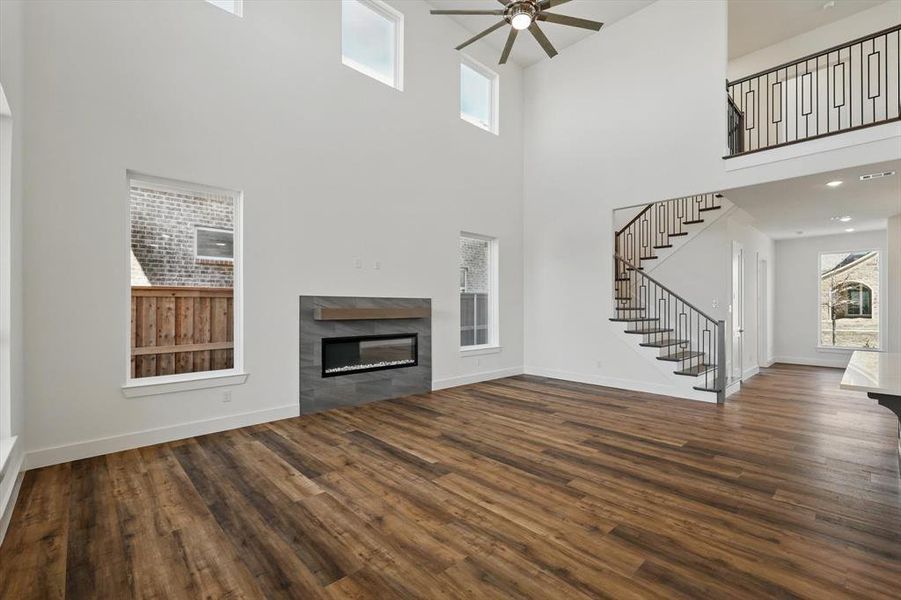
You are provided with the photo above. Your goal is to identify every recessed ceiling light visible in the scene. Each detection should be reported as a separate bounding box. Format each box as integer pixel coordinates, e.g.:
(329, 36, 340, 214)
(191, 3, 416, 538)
(860, 171, 896, 181)
(826, 180, 843, 187)
(830, 215, 853, 222)
(845, 228, 855, 232)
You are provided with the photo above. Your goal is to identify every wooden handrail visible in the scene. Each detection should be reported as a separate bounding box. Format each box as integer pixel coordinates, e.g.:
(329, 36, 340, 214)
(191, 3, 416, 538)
(727, 24, 901, 87)
(616, 204, 653, 238)
(615, 253, 720, 323)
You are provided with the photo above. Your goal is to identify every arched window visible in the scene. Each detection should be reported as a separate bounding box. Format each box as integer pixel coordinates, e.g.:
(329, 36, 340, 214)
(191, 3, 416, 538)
(832, 282, 873, 319)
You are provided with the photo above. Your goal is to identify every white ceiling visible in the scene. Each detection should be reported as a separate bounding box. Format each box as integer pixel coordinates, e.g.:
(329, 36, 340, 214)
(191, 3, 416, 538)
(426, 0, 653, 67)
(727, 0, 886, 59)
(724, 160, 901, 240)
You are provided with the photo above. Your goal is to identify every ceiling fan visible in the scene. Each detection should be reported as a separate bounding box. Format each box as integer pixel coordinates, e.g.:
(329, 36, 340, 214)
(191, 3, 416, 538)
(430, 0, 603, 64)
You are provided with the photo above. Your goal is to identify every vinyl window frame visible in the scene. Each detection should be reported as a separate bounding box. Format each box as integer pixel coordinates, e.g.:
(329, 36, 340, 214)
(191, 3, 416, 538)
(459, 232, 500, 353)
(815, 248, 883, 352)
(205, 0, 243, 17)
(341, 0, 405, 91)
(123, 172, 247, 397)
(194, 225, 235, 264)
(460, 55, 499, 135)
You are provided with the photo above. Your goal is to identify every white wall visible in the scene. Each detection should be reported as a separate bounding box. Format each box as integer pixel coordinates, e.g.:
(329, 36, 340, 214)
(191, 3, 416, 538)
(21, 0, 525, 466)
(774, 230, 889, 368)
(887, 213, 901, 353)
(728, 1, 901, 81)
(523, 1, 729, 394)
(0, 0, 27, 540)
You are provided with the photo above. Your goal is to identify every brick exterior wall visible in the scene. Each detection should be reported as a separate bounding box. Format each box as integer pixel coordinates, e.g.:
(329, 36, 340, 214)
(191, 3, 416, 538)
(459, 236, 489, 294)
(820, 252, 880, 348)
(130, 185, 234, 287)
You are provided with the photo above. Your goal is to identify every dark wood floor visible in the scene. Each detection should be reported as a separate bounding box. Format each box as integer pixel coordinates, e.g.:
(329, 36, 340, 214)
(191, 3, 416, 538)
(1, 365, 899, 599)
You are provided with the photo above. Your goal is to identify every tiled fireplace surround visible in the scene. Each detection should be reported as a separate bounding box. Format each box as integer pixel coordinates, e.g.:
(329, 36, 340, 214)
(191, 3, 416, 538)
(299, 296, 432, 414)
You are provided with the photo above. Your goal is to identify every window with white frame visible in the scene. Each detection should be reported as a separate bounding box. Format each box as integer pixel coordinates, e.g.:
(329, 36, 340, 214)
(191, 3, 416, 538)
(459, 234, 498, 349)
(195, 226, 234, 263)
(342, 0, 403, 90)
(128, 174, 242, 383)
(460, 58, 498, 134)
(205, 0, 243, 17)
(819, 250, 881, 349)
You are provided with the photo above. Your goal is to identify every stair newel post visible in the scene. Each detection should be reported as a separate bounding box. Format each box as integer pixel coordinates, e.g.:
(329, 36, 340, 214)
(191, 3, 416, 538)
(716, 320, 726, 404)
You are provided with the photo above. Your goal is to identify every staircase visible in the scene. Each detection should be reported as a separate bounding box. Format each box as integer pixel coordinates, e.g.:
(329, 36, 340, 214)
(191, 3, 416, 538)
(612, 193, 726, 403)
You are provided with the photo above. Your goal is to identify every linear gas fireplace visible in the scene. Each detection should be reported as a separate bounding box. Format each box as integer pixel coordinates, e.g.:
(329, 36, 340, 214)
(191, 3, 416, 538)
(300, 296, 431, 414)
(322, 333, 418, 377)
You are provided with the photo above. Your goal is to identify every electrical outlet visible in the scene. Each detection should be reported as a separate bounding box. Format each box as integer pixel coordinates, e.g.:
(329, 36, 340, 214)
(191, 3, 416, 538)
(712, 298, 719, 309)
(353, 258, 363, 269)
(373, 260, 381, 270)
(223, 390, 232, 403)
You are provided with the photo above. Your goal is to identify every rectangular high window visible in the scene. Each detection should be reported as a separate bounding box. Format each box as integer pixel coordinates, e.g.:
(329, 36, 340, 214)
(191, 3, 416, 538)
(342, 0, 403, 90)
(459, 233, 498, 349)
(819, 250, 881, 349)
(127, 174, 243, 385)
(460, 58, 498, 134)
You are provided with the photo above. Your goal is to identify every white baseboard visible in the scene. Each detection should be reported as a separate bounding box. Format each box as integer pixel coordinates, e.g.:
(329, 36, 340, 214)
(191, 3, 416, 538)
(771, 355, 849, 369)
(523, 366, 718, 403)
(26, 404, 299, 470)
(0, 440, 25, 546)
(742, 366, 760, 379)
(432, 366, 524, 390)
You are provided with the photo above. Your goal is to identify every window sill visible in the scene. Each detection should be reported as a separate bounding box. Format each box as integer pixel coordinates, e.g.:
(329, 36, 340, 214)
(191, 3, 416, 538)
(460, 114, 498, 136)
(460, 345, 502, 357)
(122, 370, 249, 398)
(816, 346, 881, 354)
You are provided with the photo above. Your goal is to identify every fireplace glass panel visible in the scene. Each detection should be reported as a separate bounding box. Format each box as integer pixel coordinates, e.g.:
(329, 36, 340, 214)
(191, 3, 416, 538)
(322, 333, 418, 377)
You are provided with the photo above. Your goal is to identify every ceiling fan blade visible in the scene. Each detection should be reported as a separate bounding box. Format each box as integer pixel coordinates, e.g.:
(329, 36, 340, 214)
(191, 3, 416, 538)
(538, 0, 572, 9)
(456, 20, 507, 51)
(431, 10, 505, 15)
(537, 12, 603, 31)
(528, 22, 558, 59)
(499, 28, 518, 65)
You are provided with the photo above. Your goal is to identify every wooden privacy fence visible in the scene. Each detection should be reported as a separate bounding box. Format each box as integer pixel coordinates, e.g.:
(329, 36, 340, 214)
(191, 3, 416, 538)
(131, 286, 234, 378)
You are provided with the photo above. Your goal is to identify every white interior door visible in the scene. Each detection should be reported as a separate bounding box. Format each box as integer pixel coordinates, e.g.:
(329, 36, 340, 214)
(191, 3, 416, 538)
(730, 241, 744, 383)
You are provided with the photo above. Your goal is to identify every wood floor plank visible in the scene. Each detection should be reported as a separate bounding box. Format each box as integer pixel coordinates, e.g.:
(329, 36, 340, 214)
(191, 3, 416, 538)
(1, 364, 899, 599)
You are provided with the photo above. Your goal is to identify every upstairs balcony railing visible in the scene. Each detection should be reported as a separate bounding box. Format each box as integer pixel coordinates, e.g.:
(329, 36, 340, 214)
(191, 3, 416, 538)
(726, 24, 900, 157)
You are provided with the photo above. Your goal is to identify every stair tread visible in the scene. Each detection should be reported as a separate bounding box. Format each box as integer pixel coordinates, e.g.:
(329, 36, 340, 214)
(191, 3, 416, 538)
(614, 296, 631, 300)
(653, 244, 673, 249)
(625, 327, 673, 334)
(669, 232, 688, 237)
(657, 351, 705, 362)
(639, 339, 690, 348)
(674, 364, 715, 376)
(683, 219, 704, 225)
(638, 256, 658, 260)
(609, 317, 659, 322)
(616, 307, 646, 311)
(699, 206, 722, 212)
(693, 385, 723, 393)
(615, 277, 630, 282)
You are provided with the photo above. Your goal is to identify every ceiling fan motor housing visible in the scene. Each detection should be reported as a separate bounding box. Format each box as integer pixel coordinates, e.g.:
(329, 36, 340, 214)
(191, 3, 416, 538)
(506, 1, 538, 29)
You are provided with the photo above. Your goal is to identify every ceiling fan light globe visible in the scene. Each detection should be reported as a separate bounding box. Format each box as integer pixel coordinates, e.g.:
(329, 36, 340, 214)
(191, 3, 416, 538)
(511, 13, 532, 30)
